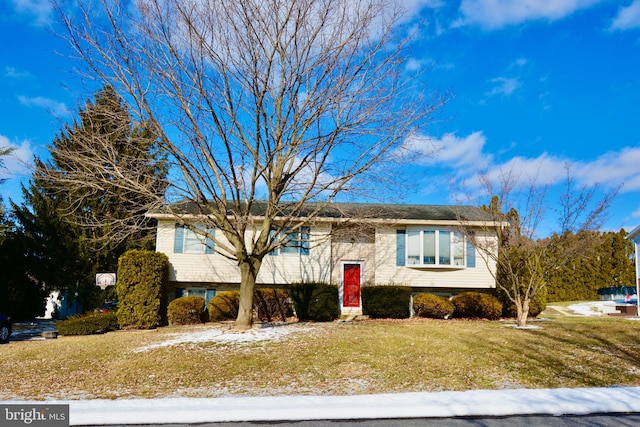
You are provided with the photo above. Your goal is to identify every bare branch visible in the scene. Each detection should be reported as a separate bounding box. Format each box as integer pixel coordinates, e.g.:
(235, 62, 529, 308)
(52, 0, 448, 328)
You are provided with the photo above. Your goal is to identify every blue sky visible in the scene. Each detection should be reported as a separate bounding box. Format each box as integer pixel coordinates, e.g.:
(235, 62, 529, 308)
(1, 0, 640, 236)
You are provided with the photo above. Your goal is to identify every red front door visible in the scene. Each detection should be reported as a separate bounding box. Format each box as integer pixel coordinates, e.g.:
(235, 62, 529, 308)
(343, 263, 361, 307)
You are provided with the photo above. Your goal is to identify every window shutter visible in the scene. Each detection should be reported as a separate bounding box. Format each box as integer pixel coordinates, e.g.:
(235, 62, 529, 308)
(174, 224, 184, 253)
(396, 230, 406, 266)
(300, 226, 310, 255)
(466, 242, 476, 268)
(205, 228, 215, 254)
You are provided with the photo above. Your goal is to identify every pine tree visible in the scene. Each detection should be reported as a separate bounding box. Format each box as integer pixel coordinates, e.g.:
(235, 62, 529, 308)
(12, 86, 168, 312)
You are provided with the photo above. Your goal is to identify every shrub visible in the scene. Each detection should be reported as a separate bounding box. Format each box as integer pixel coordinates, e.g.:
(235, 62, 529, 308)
(254, 288, 290, 322)
(167, 296, 206, 326)
(116, 250, 169, 329)
(452, 292, 503, 320)
(208, 291, 240, 321)
(290, 282, 340, 322)
(413, 293, 455, 319)
(56, 312, 119, 336)
(361, 285, 411, 319)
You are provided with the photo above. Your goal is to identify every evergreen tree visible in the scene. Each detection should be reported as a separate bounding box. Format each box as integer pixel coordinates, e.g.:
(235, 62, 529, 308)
(1, 196, 46, 320)
(544, 229, 635, 302)
(11, 86, 168, 313)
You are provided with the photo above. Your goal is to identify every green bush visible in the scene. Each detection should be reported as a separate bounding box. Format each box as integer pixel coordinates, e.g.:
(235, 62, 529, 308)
(116, 250, 169, 329)
(254, 288, 290, 322)
(413, 293, 455, 319)
(56, 312, 119, 336)
(361, 285, 411, 319)
(167, 296, 206, 326)
(208, 291, 240, 321)
(290, 282, 340, 322)
(452, 292, 503, 320)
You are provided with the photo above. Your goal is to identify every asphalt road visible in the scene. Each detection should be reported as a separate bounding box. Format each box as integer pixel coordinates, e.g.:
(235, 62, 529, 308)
(79, 413, 640, 427)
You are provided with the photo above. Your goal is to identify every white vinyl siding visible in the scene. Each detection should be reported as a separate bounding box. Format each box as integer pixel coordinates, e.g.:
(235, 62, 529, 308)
(157, 220, 329, 284)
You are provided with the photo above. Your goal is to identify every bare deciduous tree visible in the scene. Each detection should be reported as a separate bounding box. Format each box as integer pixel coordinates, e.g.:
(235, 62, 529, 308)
(461, 163, 618, 327)
(52, 0, 448, 329)
(0, 145, 14, 186)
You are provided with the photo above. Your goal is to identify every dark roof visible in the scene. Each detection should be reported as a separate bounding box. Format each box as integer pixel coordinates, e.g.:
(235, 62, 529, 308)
(150, 200, 496, 222)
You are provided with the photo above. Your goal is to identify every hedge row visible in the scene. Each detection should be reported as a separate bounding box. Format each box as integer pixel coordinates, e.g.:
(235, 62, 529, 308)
(412, 292, 502, 320)
(207, 284, 340, 323)
(56, 312, 119, 336)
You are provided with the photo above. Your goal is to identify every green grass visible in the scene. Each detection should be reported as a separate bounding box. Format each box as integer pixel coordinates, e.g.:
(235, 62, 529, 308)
(1, 317, 639, 400)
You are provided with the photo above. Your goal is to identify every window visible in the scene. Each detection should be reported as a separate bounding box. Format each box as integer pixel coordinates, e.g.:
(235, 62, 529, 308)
(175, 288, 216, 306)
(269, 226, 310, 256)
(399, 228, 475, 268)
(174, 224, 215, 254)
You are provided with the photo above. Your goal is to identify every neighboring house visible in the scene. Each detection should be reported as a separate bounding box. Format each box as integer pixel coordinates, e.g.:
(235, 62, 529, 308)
(146, 202, 501, 315)
(627, 225, 640, 308)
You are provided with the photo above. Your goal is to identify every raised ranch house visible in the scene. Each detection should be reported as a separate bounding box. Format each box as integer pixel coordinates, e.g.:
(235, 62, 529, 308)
(146, 202, 500, 316)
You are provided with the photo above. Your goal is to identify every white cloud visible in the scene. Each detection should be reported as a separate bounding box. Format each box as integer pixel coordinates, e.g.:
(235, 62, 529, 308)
(405, 131, 492, 170)
(483, 154, 566, 187)
(513, 57, 529, 67)
(4, 66, 32, 79)
(405, 58, 430, 71)
(457, 0, 603, 29)
(11, 0, 53, 26)
(573, 146, 640, 191)
(486, 76, 522, 96)
(0, 135, 33, 180)
(414, 132, 640, 197)
(610, 0, 640, 31)
(17, 95, 70, 118)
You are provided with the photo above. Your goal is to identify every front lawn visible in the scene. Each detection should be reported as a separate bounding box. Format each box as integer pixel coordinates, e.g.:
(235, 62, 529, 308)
(1, 316, 639, 400)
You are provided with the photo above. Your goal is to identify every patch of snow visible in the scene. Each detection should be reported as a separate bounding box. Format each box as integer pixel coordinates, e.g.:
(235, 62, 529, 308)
(567, 301, 640, 317)
(502, 323, 542, 329)
(6, 387, 640, 425)
(136, 323, 313, 352)
(567, 301, 613, 316)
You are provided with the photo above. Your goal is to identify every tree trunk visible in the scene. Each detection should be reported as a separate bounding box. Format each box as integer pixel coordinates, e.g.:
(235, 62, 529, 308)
(516, 298, 530, 327)
(234, 257, 262, 330)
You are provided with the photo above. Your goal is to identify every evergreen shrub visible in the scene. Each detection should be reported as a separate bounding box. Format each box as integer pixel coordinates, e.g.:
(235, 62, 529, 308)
(452, 292, 503, 320)
(56, 312, 119, 336)
(167, 296, 206, 325)
(254, 288, 290, 322)
(116, 250, 169, 329)
(290, 282, 340, 322)
(361, 285, 411, 319)
(413, 293, 455, 319)
(208, 291, 240, 321)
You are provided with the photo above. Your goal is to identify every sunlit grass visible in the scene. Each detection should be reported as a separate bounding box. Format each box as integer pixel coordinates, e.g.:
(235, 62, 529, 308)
(1, 317, 639, 400)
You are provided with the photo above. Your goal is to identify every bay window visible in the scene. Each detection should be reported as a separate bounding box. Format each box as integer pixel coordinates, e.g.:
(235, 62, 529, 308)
(402, 228, 473, 267)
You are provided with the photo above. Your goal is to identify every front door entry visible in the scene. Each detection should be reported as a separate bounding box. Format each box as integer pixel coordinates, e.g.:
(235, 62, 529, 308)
(343, 263, 362, 307)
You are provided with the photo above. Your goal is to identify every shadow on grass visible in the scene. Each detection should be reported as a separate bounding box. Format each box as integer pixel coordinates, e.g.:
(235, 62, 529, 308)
(463, 317, 640, 388)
